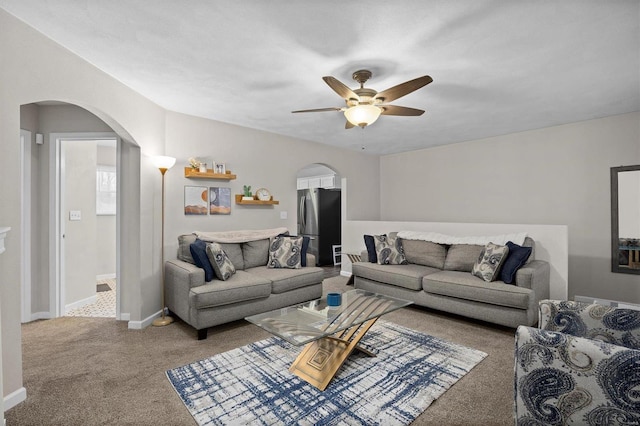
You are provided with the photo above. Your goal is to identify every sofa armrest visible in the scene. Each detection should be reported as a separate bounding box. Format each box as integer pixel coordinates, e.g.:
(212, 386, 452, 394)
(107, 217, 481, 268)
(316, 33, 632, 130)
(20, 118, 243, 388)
(514, 325, 639, 424)
(538, 300, 640, 349)
(514, 260, 549, 299)
(164, 259, 206, 321)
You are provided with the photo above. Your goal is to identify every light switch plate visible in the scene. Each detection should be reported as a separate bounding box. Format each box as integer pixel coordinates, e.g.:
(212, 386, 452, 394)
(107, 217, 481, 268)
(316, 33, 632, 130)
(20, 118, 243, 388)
(69, 210, 82, 221)
(280, 211, 287, 219)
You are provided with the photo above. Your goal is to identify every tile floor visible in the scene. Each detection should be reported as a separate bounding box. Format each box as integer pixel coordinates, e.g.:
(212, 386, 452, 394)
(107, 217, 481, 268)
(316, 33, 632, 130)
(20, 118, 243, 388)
(66, 279, 116, 318)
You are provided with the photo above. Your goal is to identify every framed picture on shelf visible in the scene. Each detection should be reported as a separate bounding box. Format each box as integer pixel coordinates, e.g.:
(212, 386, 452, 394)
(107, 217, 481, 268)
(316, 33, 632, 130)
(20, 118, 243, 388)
(214, 163, 224, 174)
(184, 186, 208, 215)
(209, 187, 231, 215)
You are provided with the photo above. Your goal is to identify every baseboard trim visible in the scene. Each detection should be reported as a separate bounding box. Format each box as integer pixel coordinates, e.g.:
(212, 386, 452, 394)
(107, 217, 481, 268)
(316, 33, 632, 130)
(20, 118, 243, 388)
(340, 270, 352, 277)
(127, 310, 161, 329)
(64, 295, 97, 314)
(29, 311, 51, 321)
(4, 386, 26, 410)
(96, 273, 116, 280)
(119, 312, 130, 321)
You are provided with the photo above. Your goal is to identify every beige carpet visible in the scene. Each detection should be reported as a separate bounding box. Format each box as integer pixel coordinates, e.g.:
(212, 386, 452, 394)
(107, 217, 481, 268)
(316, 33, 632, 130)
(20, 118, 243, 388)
(6, 276, 515, 425)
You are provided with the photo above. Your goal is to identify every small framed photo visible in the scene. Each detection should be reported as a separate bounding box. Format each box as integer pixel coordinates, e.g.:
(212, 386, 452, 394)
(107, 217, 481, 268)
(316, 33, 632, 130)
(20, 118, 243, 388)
(184, 186, 208, 215)
(215, 163, 226, 174)
(209, 187, 231, 215)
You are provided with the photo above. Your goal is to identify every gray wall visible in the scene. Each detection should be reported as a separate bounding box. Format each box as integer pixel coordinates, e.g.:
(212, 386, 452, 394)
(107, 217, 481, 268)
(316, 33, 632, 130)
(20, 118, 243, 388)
(163, 111, 381, 259)
(380, 112, 640, 303)
(2, 8, 167, 399)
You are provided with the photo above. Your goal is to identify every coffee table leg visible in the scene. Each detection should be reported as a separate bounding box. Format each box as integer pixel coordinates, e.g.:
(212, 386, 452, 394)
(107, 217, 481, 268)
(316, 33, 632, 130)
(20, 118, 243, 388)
(288, 317, 379, 391)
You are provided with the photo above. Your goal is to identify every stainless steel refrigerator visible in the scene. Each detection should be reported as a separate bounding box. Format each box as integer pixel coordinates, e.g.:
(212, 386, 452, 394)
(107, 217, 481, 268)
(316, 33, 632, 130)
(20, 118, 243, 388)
(297, 188, 341, 266)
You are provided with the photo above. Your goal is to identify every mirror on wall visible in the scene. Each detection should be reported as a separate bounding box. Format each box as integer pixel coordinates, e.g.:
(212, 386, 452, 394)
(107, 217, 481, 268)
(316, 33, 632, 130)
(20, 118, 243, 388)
(611, 165, 640, 275)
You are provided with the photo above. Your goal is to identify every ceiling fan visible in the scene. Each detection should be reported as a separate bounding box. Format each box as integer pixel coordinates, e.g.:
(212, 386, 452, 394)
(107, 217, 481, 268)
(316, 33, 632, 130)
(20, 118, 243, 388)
(292, 69, 433, 129)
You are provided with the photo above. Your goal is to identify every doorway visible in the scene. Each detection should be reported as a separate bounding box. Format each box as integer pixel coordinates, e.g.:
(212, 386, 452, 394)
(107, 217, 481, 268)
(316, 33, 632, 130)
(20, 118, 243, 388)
(53, 135, 118, 319)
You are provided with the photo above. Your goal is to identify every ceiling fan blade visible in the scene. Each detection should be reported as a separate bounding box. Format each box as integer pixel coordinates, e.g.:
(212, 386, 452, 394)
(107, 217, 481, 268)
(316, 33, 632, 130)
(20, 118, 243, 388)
(345, 120, 355, 129)
(323, 76, 359, 100)
(380, 105, 425, 116)
(291, 107, 343, 113)
(375, 75, 433, 103)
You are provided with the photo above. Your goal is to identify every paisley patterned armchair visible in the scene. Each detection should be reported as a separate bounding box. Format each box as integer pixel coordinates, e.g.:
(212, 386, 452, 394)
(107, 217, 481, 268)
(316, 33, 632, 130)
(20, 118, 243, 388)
(514, 299, 640, 425)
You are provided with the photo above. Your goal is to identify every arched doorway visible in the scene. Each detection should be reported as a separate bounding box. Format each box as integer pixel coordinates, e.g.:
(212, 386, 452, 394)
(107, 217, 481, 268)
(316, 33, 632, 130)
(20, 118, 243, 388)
(19, 101, 140, 322)
(296, 163, 342, 267)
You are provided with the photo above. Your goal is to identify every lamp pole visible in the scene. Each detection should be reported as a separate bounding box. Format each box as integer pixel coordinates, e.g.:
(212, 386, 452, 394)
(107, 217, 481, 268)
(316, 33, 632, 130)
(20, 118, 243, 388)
(152, 156, 176, 327)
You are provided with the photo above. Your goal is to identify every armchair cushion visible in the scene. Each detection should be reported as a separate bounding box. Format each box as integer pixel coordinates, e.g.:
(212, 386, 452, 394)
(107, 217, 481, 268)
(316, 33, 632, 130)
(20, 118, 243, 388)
(539, 299, 640, 350)
(515, 325, 640, 424)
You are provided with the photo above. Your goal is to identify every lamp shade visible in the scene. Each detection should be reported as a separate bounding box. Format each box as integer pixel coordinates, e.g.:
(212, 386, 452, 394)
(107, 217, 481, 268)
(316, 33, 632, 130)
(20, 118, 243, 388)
(152, 156, 176, 170)
(344, 105, 382, 128)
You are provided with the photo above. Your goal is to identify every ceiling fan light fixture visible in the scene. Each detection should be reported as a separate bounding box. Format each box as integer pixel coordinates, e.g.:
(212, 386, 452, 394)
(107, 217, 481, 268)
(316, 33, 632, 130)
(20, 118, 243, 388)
(344, 105, 381, 128)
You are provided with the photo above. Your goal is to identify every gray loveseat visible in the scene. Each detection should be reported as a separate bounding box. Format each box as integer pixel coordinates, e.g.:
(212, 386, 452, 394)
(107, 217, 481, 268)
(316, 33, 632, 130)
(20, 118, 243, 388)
(352, 233, 550, 328)
(165, 230, 324, 339)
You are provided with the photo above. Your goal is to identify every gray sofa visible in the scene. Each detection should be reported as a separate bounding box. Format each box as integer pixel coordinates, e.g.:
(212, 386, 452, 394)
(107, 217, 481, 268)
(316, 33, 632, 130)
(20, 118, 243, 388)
(165, 232, 324, 339)
(352, 234, 550, 328)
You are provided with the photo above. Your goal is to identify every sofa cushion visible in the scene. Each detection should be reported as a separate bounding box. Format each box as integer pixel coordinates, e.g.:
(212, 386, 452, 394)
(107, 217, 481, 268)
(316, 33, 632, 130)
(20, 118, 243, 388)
(443, 244, 484, 272)
(501, 241, 533, 284)
(189, 239, 215, 282)
(471, 243, 510, 282)
(177, 233, 197, 264)
(246, 265, 324, 294)
(401, 239, 447, 269)
(352, 262, 440, 291)
(423, 271, 532, 309)
(206, 243, 236, 281)
(242, 239, 270, 269)
(268, 235, 303, 269)
(189, 270, 271, 309)
(374, 234, 407, 265)
(219, 242, 244, 270)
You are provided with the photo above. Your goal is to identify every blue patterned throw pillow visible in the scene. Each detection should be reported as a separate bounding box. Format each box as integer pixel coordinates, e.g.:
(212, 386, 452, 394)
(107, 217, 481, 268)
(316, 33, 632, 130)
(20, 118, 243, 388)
(374, 234, 407, 265)
(268, 235, 303, 269)
(205, 242, 236, 281)
(471, 242, 509, 282)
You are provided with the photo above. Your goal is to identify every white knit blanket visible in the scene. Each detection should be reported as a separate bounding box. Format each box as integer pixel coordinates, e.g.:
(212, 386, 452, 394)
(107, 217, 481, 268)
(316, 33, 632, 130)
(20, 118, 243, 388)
(396, 231, 527, 246)
(195, 227, 288, 243)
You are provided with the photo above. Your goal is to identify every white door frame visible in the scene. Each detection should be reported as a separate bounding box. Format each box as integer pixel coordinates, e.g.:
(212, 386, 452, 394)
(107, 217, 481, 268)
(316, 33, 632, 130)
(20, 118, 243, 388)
(49, 132, 120, 318)
(20, 129, 32, 323)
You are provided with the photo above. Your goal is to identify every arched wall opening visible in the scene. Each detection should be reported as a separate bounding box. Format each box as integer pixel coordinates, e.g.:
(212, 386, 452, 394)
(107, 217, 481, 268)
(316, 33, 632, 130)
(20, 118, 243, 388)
(19, 101, 141, 323)
(296, 163, 342, 267)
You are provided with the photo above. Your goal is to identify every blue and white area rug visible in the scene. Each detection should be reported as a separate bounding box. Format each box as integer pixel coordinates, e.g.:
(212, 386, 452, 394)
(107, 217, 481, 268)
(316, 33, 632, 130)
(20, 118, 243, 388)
(166, 321, 487, 425)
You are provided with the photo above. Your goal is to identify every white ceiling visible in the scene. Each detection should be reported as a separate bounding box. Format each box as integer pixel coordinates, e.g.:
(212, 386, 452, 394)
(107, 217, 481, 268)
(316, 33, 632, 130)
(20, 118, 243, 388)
(2, 1, 638, 155)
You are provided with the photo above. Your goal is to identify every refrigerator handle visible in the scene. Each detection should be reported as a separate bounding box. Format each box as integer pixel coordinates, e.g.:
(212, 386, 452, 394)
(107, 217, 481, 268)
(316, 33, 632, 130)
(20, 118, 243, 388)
(299, 195, 306, 231)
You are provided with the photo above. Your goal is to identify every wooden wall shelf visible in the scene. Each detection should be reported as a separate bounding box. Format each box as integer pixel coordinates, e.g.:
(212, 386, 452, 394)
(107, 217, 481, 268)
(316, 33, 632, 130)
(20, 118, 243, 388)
(235, 194, 279, 205)
(184, 167, 236, 180)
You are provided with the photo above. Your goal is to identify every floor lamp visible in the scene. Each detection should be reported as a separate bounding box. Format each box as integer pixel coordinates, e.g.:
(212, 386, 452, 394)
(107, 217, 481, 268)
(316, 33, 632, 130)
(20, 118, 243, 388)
(152, 155, 176, 327)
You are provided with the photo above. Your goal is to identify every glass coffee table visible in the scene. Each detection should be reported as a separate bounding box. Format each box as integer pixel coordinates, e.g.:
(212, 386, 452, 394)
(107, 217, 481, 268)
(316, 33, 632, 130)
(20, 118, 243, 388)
(245, 289, 413, 391)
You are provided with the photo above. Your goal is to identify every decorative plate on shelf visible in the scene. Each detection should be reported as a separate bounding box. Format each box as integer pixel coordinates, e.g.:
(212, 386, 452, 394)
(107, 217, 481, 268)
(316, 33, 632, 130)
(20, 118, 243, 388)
(255, 188, 271, 201)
